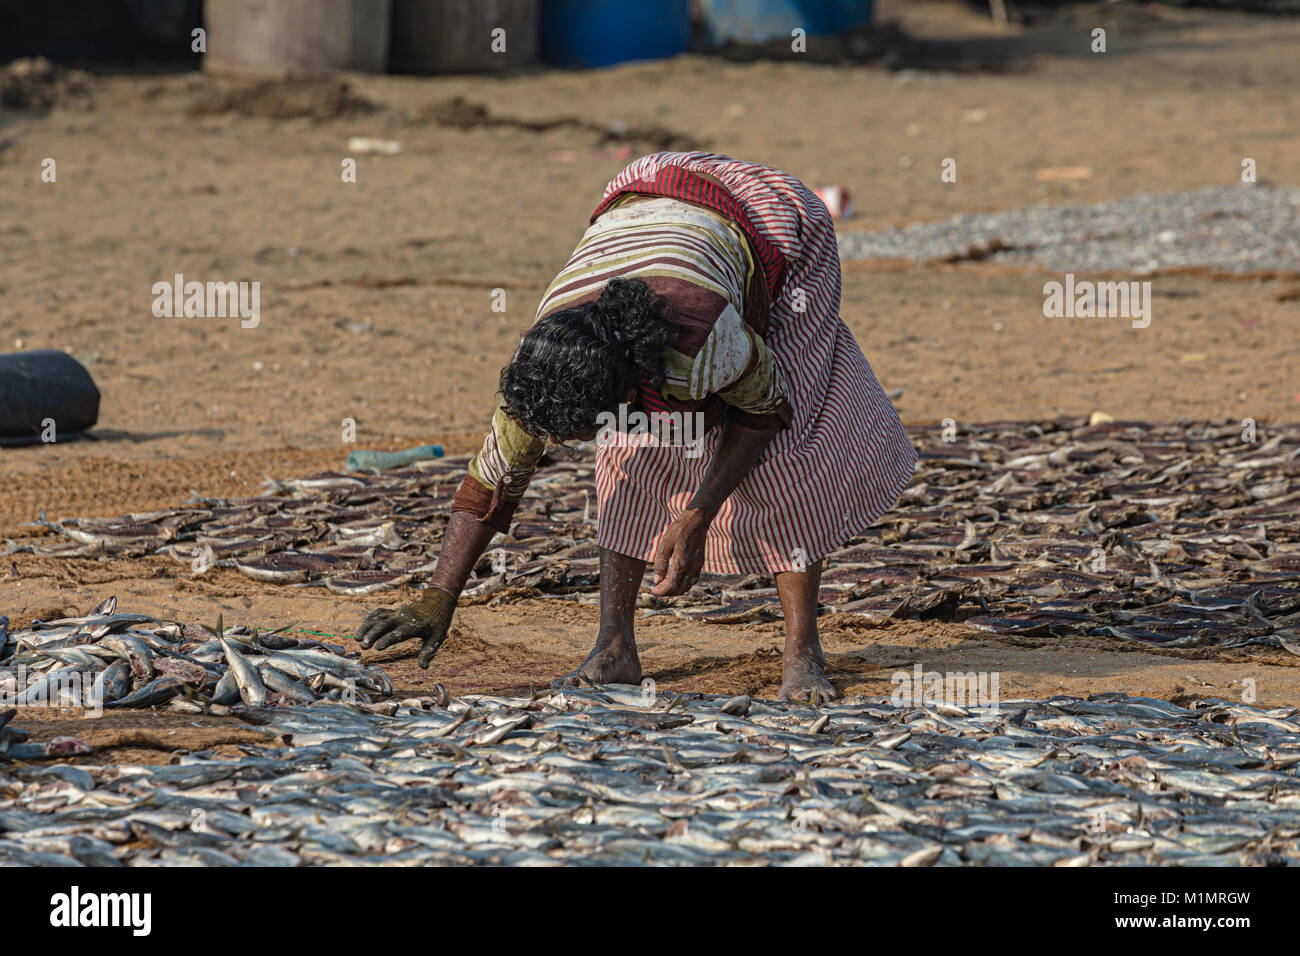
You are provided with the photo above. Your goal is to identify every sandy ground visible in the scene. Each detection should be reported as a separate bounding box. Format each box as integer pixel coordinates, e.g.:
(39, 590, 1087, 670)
(3, 2, 1300, 753)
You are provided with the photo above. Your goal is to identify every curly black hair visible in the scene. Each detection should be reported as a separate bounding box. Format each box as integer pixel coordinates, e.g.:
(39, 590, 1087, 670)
(499, 278, 673, 440)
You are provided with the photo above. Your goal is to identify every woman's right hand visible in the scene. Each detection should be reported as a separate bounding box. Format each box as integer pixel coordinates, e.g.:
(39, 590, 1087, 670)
(356, 585, 458, 668)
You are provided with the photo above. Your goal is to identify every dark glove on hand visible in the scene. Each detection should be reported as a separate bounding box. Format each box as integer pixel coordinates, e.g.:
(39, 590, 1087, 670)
(355, 586, 457, 669)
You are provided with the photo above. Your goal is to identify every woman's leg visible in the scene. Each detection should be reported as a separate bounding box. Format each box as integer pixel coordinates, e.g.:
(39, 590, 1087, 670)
(775, 561, 837, 701)
(552, 547, 645, 687)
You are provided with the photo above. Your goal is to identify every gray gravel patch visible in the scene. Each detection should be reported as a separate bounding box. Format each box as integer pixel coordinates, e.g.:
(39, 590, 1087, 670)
(838, 185, 1300, 275)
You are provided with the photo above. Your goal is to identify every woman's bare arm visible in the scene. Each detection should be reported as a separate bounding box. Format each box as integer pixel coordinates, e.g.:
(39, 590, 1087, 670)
(688, 417, 779, 518)
(355, 510, 500, 667)
(651, 417, 779, 595)
(427, 511, 500, 593)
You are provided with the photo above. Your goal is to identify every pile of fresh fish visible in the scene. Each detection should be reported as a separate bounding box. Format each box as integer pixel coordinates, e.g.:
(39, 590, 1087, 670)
(0, 598, 393, 714)
(13, 418, 1300, 650)
(2, 687, 1298, 866)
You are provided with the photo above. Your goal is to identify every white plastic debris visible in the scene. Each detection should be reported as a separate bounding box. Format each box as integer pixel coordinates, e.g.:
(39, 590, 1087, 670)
(346, 136, 402, 155)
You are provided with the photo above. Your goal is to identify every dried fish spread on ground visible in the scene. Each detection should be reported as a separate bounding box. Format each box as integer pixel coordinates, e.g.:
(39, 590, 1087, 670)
(3, 688, 1300, 866)
(836, 185, 1300, 275)
(0, 597, 392, 715)
(19, 418, 1300, 650)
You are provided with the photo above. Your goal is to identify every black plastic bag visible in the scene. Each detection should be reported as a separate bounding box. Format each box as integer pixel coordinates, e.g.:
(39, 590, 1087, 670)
(0, 350, 100, 442)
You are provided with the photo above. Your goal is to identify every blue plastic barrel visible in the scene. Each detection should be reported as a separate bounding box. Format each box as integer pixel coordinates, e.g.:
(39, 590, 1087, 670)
(541, 0, 691, 68)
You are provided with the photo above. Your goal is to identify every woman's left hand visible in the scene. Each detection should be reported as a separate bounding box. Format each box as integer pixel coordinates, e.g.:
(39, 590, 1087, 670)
(651, 508, 711, 596)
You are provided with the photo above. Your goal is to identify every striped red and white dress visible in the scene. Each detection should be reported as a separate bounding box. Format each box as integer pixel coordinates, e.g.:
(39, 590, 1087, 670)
(591, 152, 916, 573)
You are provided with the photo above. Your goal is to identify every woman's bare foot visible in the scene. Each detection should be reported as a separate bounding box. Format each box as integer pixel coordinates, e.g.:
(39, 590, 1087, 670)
(774, 562, 836, 702)
(552, 636, 642, 688)
(779, 650, 838, 702)
(554, 548, 647, 689)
